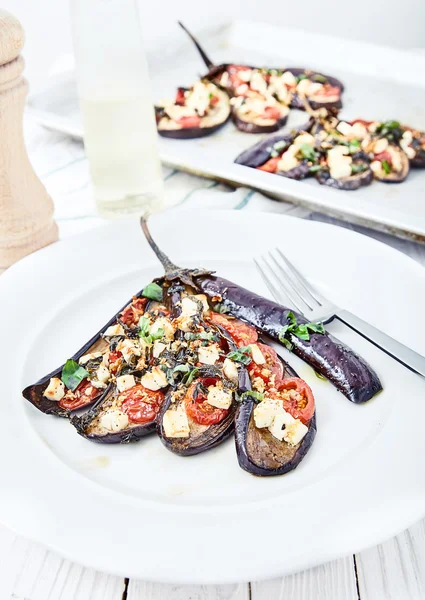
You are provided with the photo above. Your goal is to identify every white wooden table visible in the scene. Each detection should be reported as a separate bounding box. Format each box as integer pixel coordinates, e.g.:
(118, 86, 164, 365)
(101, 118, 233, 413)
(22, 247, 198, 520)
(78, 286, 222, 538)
(3, 114, 425, 600)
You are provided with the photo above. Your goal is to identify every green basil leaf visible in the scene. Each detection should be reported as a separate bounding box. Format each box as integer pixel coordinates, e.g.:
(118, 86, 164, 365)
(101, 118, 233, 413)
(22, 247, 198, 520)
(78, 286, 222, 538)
(173, 364, 190, 374)
(238, 390, 264, 403)
(309, 164, 322, 173)
(382, 160, 391, 174)
(299, 143, 317, 161)
(227, 347, 252, 365)
(138, 316, 150, 337)
(296, 73, 308, 82)
(142, 282, 163, 302)
(315, 371, 327, 380)
(313, 74, 327, 83)
(293, 324, 310, 341)
(183, 367, 199, 385)
(286, 312, 297, 327)
(214, 303, 229, 314)
(281, 338, 294, 351)
(306, 322, 325, 334)
(351, 163, 368, 174)
(151, 328, 165, 341)
(61, 359, 89, 391)
(278, 324, 289, 343)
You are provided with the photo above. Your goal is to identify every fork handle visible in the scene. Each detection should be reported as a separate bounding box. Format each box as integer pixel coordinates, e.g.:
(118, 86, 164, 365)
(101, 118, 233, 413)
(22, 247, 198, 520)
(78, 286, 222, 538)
(335, 310, 425, 378)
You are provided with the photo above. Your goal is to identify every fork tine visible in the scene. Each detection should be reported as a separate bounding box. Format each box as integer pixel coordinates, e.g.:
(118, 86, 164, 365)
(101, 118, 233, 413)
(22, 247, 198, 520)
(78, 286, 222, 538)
(254, 258, 295, 309)
(258, 256, 309, 315)
(268, 251, 314, 311)
(275, 247, 325, 307)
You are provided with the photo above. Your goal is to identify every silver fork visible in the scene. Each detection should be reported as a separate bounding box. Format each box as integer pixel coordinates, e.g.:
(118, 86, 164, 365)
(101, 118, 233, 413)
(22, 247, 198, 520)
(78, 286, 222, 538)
(255, 248, 425, 378)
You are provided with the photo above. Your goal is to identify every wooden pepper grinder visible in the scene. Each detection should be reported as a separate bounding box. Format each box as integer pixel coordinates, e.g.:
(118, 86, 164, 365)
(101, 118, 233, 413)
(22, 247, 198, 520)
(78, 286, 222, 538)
(0, 9, 57, 274)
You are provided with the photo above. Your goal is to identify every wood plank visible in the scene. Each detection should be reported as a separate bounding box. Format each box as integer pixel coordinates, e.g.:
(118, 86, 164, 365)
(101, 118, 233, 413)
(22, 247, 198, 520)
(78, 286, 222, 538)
(127, 581, 249, 600)
(251, 557, 358, 600)
(356, 520, 425, 600)
(0, 525, 125, 600)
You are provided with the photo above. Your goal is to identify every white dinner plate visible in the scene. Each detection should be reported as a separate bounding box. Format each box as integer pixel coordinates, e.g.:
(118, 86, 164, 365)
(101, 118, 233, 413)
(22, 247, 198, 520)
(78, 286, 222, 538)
(1, 210, 425, 584)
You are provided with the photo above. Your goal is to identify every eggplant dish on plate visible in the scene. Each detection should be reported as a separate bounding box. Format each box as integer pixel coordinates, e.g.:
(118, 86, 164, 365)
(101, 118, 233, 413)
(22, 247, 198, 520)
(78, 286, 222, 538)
(23, 219, 382, 477)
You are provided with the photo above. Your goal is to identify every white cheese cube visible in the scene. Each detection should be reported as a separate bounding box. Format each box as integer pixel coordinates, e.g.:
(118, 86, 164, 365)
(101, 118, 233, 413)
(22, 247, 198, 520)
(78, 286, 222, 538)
(328, 145, 349, 160)
(207, 386, 233, 410)
(250, 344, 266, 365)
(253, 399, 285, 429)
(370, 160, 384, 176)
(174, 315, 193, 333)
(150, 316, 175, 341)
(250, 71, 267, 95)
(223, 358, 239, 383)
(283, 419, 309, 446)
(277, 150, 299, 172)
(116, 374, 136, 392)
(163, 408, 190, 438)
(117, 339, 141, 363)
(351, 122, 368, 139)
(336, 121, 352, 136)
(281, 71, 297, 87)
(198, 344, 220, 365)
(141, 366, 168, 391)
(104, 324, 124, 337)
(99, 410, 129, 432)
(373, 138, 388, 154)
(293, 133, 315, 147)
(330, 160, 352, 180)
(235, 83, 249, 95)
(181, 296, 201, 317)
(153, 341, 167, 358)
(238, 68, 252, 82)
(96, 364, 110, 383)
(296, 78, 311, 95)
(268, 413, 288, 441)
(43, 377, 65, 401)
(388, 146, 402, 171)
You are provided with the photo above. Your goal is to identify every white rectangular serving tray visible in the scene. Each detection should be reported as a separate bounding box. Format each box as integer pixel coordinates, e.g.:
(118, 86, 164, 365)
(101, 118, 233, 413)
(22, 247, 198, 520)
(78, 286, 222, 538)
(28, 20, 425, 243)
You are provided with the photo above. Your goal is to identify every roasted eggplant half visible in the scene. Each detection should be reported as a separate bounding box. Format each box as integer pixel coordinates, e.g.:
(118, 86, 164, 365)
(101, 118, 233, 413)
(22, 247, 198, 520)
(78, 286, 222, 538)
(235, 358, 317, 477)
(362, 137, 410, 183)
(281, 68, 343, 111)
(316, 149, 373, 190)
(235, 128, 320, 180)
(141, 218, 382, 405)
(156, 80, 230, 139)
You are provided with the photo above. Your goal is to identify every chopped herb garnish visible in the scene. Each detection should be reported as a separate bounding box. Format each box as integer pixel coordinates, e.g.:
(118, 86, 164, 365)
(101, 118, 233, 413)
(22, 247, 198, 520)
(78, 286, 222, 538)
(299, 143, 317, 161)
(213, 303, 230, 314)
(184, 331, 217, 342)
(278, 311, 325, 350)
(313, 74, 327, 83)
(209, 92, 213, 99)
(309, 164, 322, 173)
(142, 282, 163, 302)
(173, 364, 190, 374)
(61, 359, 89, 391)
(183, 367, 199, 385)
(273, 140, 288, 151)
(382, 160, 391, 174)
(315, 371, 327, 380)
(296, 74, 308, 82)
(349, 139, 361, 154)
(270, 150, 279, 158)
(237, 390, 264, 403)
(351, 163, 368, 174)
(138, 316, 164, 343)
(227, 346, 252, 366)
(138, 316, 150, 337)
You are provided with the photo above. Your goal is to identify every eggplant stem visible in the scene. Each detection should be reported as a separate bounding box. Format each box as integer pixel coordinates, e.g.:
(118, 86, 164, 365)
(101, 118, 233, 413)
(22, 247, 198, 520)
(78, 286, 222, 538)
(140, 216, 180, 274)
(178, 21, 214, 69)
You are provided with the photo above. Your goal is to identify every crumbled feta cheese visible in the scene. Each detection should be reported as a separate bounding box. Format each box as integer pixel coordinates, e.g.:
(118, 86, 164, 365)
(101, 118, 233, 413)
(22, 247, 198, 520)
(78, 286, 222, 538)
(198, 344, 220, 365)
(207, 386, 232, 410)
(370, 160, 384, 176)
(351, 122, 368, 139)
(165, 104, 197, 121)
(277, 148, 299, 172)
(99, 410, 129, 432)
(185, 81, 210, 117)
(308, 82, 324, 95)
(282, 418, 308, 446)
(223, 358, 239, 383)
(104, 324, 124, 337)
(293, 133, 315, 147)
(238, 68, 252, 82)
(163, 408, 190, 438)
(220, 71, 229, 87)
(388, 146, 402, 171)
(174, 315, 194, 332)
(150, 316, 175, 341)
(141, 366, 168, 391)
(117, 339, 141, 363)
(236, 83, 249, 95)
(330, 160, 352, 180)
(336, 121, 352, 136)
(153, 341, 167, 358)
(253, 398, 285, 429)
(181, 296, 201, 317)
(250, 71, 268, 95)
(281, 71, 297, 87)
(43, 377, 65, 401)
(79, 352, 102, 365)
(116, 374, 136, 392)
(296, 77, 311, 95)
(96, 364, 110, 383)
(373, 138, 388, 154)
(250, 344, 266, 365)
(328, 146, 352, 179)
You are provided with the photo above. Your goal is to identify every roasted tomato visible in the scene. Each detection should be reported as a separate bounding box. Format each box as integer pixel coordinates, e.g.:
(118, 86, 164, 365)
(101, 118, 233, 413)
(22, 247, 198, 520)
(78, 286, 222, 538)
(208, 313, 258, 347)
(108, 350, 122, 374)
(120, 384, 164, 424)
(248, 343, 283, 386)
(184, 377, 229, 426)
(177, 116, 202, 129)
(59, 379, 101, 411)
(262, 106, 282, 120)
(210, 95, 220, 106)
(258, 157, 280, 173)
(374, 151, 392, 165)
(270, 378, 315, 424)
(175, 88, 186, 106)
(314, 84, 340, 98)
(120, 297, 147, 327)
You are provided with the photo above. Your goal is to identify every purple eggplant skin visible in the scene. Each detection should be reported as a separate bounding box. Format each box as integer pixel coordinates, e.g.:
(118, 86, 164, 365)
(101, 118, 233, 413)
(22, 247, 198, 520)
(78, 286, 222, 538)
(22, 293, 156, 418)
(235, 354, 316, 477)
(372, 147, 410, 183)
(155, 102, 231, 140)
(277, 161, 312, 180)
(71, 384, 158, 444)
(284, 68, 344, 111)
(232, 108, 288, 135)
(316, 166, 373, 190)
(235, 133, 294, 168)
(409, 131, 425, 168)
(197, 276, 382, 404)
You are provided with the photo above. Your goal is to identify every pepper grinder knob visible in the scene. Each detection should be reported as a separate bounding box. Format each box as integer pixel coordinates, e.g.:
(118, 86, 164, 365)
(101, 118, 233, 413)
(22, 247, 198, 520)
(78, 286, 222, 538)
(0, 9, 58, 274)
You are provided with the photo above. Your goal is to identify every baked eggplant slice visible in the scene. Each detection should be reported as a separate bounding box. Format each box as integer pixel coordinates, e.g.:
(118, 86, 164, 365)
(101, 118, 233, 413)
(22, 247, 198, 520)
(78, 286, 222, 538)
(22, 292, 169, 417)
(71, 381, 163, 443)
(235, 128, 320, 180)
(141, 218, 382, 404)
(281, 68, 343, 111)
(363, 137, 410, 183)
(403, 127, 425, 168)
(156, 80, 231, 139)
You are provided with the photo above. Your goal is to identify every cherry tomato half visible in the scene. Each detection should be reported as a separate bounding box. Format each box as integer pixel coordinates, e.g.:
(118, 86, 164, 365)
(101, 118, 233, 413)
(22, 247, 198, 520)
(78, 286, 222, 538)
(120, 297, 147, 326)
(208, 313, 258, 347)
(120, 384, 164, 424)
(248, 343, 283, 386)
(261, 106, 281, 120)
(184, 377, 229, 426)
(177, 116, 202, 129)
(270, 377, 315, 424)
(258, 157, 280, 173)
(374, 150, 392, 165)
(59, 379, 101, 411)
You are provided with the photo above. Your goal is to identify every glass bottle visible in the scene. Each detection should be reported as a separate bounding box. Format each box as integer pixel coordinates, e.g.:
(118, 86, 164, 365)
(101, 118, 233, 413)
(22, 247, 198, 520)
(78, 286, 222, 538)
(70, 0, 164, 217)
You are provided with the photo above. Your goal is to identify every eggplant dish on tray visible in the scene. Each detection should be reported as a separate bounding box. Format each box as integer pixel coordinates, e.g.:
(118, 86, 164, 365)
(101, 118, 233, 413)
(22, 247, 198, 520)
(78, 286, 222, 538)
(23, 219, 382, 477)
